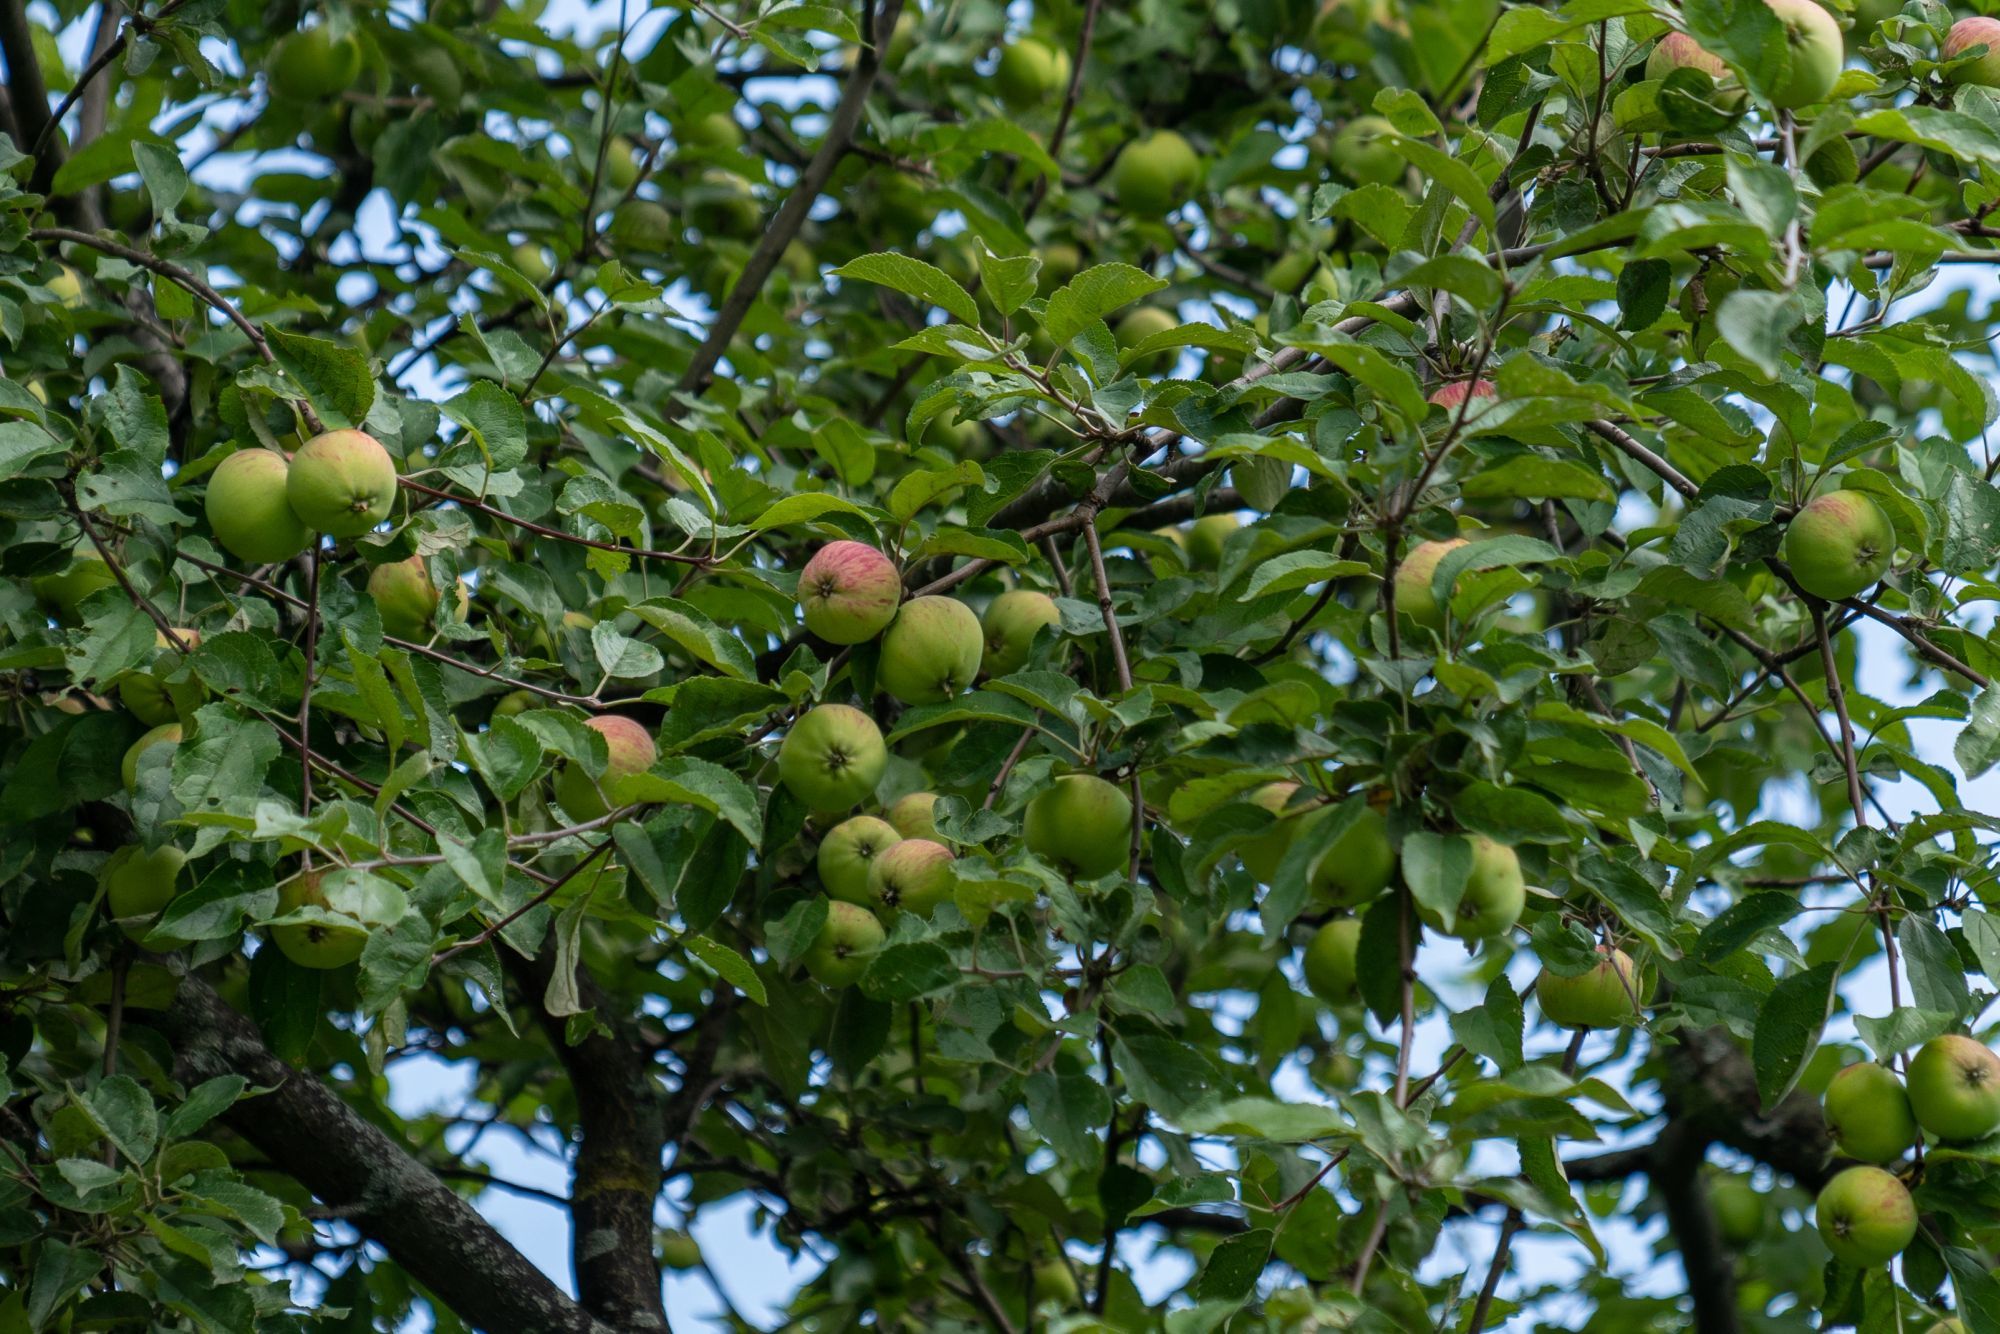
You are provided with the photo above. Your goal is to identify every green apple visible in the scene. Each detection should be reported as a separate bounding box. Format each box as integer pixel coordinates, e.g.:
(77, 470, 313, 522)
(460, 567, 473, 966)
(1423, 835, 1524, 940)
(1038, 242, 1082, 295)
(1329, 115, 1403, 186)
(1534, 947, 1639, 1028)
(1307, 805, 1397, 907)
(118, 629, 201, 726)
(511, 242, 555, 284)
(779, 705, 888, 812)
(1032, 1259, 1079, 1307)
(1814, 1165, 1916, 1266)
(1823, 1061, 1917, 1162)
(1110, 130, 1202, 215)
(1708, 1174, 1765, 1246)
(268, 870, 371, 969)
(1302, 918, 1361, 1004)
(46, 264, 84, 308)
(659, 1230, 702, 1270)
(123, 723, 182, 791)
(798, 541, 902, 644)
(981, 589, 1062, 676)
(266, 25, 363, 104)
(206, 449, 313, 564)
(1185, 514, 1240, 572)
(818, 815, 902, 905)
(1240, 781, 1305, 883)
(682, 110, 743, 151)
(287, 429, 398, 537)
(1906, 1034, 2000, 1142)
(33, 557, 117, 627)
(600, 135, 642, 192)
(493, 689, 538, 719)
(804, 899, 885, 987)
(608, 199, 676, 251)
(878, 596, 984, 704)
(994, 36, 1071, 111)
(1784, 491, 1893, 601)
(553, 715, 658, 820)
(886, 792, 940, 842)
(1114, 305, 1180, 374)
(369, 555, 440, 640)
(866, 838, 957, 919)
(687, 169, 761, 238)
(102, 843, 188, 937)
(1024, 774, 1132, 879)
(1765, 0, 1844, 108)
(1393, 537, 1469, 630)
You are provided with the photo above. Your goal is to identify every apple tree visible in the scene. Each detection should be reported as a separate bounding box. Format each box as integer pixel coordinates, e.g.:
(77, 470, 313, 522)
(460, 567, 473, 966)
(3, 0, 2000, 1329)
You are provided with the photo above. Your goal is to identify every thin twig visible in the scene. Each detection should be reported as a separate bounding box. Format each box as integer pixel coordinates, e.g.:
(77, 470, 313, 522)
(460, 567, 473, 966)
(432, 838, 617, 966)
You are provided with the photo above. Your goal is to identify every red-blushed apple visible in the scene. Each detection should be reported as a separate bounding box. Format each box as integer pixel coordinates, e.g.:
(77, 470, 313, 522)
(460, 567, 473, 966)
(1814, 1165, 1917, 1266)
(1823, 1061, 1917, 1162)
(1302, 917, 1361, 1004)
(798, 541, 902, 644)
(1947, 17, 2000, 85)
(102, 843, 188, 937)
(1240, 781, 1306, 883)
(1906, 1034, 2000, 1142)
(1420, 835, 1524, 940)
(1329, 115, 1403, 186)
(268, 871, 371, 969)
(887, 791, 940, 841)
(123, 722, 182, 791)
(818, 815, 901, 905)
(1110, 130, 1202, 215)
(1185, 513, 1240, 572)
(993, 36, 1071, 111)
(867, 838, 957, 919)
(981, 589, 1062, 676)
(553, 715, 658, 820)
(118, 629, 201, 726)
(659, 1230, 702, 1270)
(1766, 0, 1844, 108)
(1307, 805, 1397, 907)
(878, 595, 984, 704)
(1428, 379, 1496, 410)
(1024, 774, 1133, 879)
(804, 899, 886, 987)
(369, 555, 441, 640)
(1535, 946, 1639, 1028)
(1783, 491, 1893, 600)
(1708, 1174, 1765, 1245)
(206, 449, 312, 564)
(1647, 30, 1732, 82)
(1393, 537, 1469, 630)
(286, 429, 399, 537)
(778, 704, 888, 811)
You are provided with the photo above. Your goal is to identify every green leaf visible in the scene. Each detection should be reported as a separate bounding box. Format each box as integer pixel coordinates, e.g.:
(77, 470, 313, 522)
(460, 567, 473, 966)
(1751, 963, 1838, 1109)
(1897, 915, 1971, 1019)
(131, 141, 189, 219)
(620, 756, 763, 846)
(1402, 831, 1471, 929)
(830, 252, 979, 326)
(267, 327, 377, 430)
(1040, 263, 1169, 346)
(685, 935, 768, 1005)
(81, 1076, 158, 1165)
(1194, 1228, 1273, 1302)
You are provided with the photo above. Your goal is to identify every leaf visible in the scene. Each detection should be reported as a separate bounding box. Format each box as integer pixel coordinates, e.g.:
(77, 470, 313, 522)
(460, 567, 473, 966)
(1695, 893, 1801, 961)
(685, 935, 767, 1005)
(131, 141, 189, 219)
(1238, 552, 1369, 602)
(1041, 263, 1169, 346)
(860, 941, 957, 1002)
(267, 328, 377, 430)
(82, 1076, 158, 1165)
(1897, 915, 1972, 1019)
(830, 252, 979, 326)
(1194, 1228, 1273, 1302)
(163, 1076, 248, 1139)
(620, 756, 763, 845)
(1751, 963, 1838, 1109)
(1401, 831, 1471, 928)
(1714, 289, 1798, 378)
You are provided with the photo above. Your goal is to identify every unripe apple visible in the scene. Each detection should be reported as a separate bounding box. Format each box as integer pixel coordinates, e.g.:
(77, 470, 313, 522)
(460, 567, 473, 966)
(981, 589, 1061, 676)
(1329, 115, 1404, 186)
(32, 557, 117, 627)
(1783, 491, 1893, 601)
(1766, 0, 1844, 108)
(886, 10, 919, 66)
(1647, 30, 1732, 83)
(1814, 1165, 1917, 1266)
(779, 705, 887, 812)
(804, 899, 885, 987)
(287, 430, 398, 538)
(886, 791, 940, 842)
(493, 689, 538, 718)
(1428, 379, 1496, 410)
(1038, 242, 1083, 295)
(1823, 1061, 1917, 1162)
(1185, 514, 1240, 572)
(1032, 1259, 1080, 1307)
(1393, 537, 1469, 630)
(1906, 1034, 2000, 1142)
(867, 838, 957, 919)
(102, 843, 188, 937)
(369, 556, 441, 640)
(511, 242, 555, 284)
(878, 596, 984, 705)
(46, 264, 84, 308)
(608, 199, 676, 251)
(659, 1229, 702, 1269)
(1114, 306, 1180, 374)
(206, 449, 313, 564)
(1265, 248, 1319, 293)
(1534, 947, 1639, 1028)
(818, 815, 902, 905)
(601, 135, 642, 192)
(553, 715, 658, 820)
(266, 26, 363, 104)
(1024, 774, 1132, 879)
(1240, 781, 1304, 883)
(1110, 130, 1202, 216)
(118, 629, 201, 726)
(1302, 917, 1361, 1004)
(1421, 835, 1524, 940)
(798, 541, 901, 644)
(269, 870, 370, 969)
(683, 110, 743, 152)
(123, 722, 182, 791)
(1708, 1174, 1766, 1245)
(1307, 805, 1397, 907)
(1944, 17, 2000, 83)
(688, 169, 762, 238)
(994, 36, 1071, 111)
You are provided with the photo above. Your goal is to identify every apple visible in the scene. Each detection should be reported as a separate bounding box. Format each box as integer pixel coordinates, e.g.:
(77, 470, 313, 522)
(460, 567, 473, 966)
(1823, 1061, 1917, 1162)
(511, 242, 555, 285)
(1534, 947, 1639, 1028)
(46, 264, 83, 308)
(1110, 130, 1202, 216)
(287, 430, 398, 538)
(1038, 242, 1083, 295)
(1906, 1034, 2000, 1142)
(493, 689, 538, 719)
(1240, 781, 1306, 883)
(1765, 0, 1844, 108)
(33, 557, 117, 627)
(1428, 380, 1496, 410)
(1302, 918, 1362, 1004)
(887, 792, 940, 842)
(1024, 774, 1133, 879)
(1307, 806, 1397, 907)
(779, 705, 888, 812)
(1114, 306, 1180, 374)
(268, 870, 370, 969)
(867, 838, 957, 919)
(1783, 491, 1893, 601)
(659, 1230, 701, 1269)
(818, 815, 902, 905)
(994, 36, 1071, 111)
(804, 899, 885, 987)
(1266, 249, 1319, 292)
(688, 169, 762, 238)
(123, 723, 182, 791)
(206, 449, 313, 564)
(102, 843, 188, 937)
(981, 589, 1062, 676)
(1814, 1165, 1917, 1266)
(878, 596, 984, 705)
(682, 111, 743, 152)
(1032, 1259, 1079, 1307)
(798, 541, 902, 644)
(1946, 18, 2000, 83)
(1421, 835, 1524, 940)
(266, 25, 363, 104)
(553, 715, 658, 821)
(1708, 1174, 1765, 1246)
(119, 629, 201, 726)
(1393, 537, 1470, 630)
(608, 199, 676, 251)
(1647, 31, 1735, 84)
(1185, 514, 1240, 572)
(1329, 115, 1404, 186)
(886, 10, 919, 66)
(601, 135, 642, 192)
(369, 556, 441, 640)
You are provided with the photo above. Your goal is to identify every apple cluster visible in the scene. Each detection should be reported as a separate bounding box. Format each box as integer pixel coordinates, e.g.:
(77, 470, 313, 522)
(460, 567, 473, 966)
(204, 429, 401, 564)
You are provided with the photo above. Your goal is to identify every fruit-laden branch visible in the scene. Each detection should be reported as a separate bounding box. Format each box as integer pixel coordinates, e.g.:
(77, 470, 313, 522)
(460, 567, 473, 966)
(153, 976, 618, 1334)
(675, 0, 908, 395)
